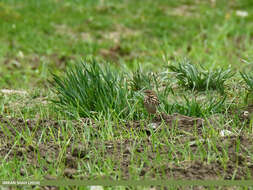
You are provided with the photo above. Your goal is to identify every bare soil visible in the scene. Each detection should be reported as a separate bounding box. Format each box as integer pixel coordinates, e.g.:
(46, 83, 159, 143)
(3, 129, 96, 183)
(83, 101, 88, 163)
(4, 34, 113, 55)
(0, 114, 253, 181)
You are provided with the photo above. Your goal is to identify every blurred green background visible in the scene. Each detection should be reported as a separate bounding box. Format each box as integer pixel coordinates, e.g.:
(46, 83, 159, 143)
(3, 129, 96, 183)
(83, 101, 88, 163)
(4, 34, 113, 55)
(0, 0, 252, 88)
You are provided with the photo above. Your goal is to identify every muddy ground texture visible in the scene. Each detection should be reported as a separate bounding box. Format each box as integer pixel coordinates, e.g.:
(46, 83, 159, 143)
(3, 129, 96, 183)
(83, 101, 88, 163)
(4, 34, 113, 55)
(0, 109, 253, 180)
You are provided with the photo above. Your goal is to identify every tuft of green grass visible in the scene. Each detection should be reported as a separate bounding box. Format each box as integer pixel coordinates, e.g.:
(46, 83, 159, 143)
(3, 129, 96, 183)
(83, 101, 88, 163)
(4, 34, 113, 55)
(167, 60, 234, 93)
(129, 66, 153, 91)
(51, 59, 140, 119)
(51, 59, 228, 119)
(240, 71, 253, 104)
(240, 72, 253, 92)
(128, 65, 163, 92)
(160, 94, 226, 117)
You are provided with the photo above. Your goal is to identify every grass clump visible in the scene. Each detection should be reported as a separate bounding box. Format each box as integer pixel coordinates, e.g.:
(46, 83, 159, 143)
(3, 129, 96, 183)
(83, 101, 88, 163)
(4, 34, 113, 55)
(129, 66, 153, 91)
(240, 71, 253, 104)
(52, 59, 138, 119)
(161, 95, 226, 117)
(167, 60, 234, 93)
(129, 65, 162, 92)
(240, 72, 253, 92)
(51, 59, 228, 119)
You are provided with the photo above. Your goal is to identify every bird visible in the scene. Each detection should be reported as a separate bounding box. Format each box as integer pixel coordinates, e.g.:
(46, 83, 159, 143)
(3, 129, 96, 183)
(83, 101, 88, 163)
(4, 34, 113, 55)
(143, 90, 160, 114)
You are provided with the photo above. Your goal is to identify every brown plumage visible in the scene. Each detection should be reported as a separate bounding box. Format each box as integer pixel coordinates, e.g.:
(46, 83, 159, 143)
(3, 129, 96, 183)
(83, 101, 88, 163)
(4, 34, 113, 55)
(143, 90, 160, 114)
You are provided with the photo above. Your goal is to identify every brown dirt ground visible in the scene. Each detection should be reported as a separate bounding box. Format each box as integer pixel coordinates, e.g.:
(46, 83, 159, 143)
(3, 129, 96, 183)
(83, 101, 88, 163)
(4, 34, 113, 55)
(0, 113, 253, 183)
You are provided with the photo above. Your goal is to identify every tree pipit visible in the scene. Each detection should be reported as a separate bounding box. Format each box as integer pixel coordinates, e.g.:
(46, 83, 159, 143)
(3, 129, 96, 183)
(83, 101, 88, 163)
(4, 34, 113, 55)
(143, 90, 160, 115)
